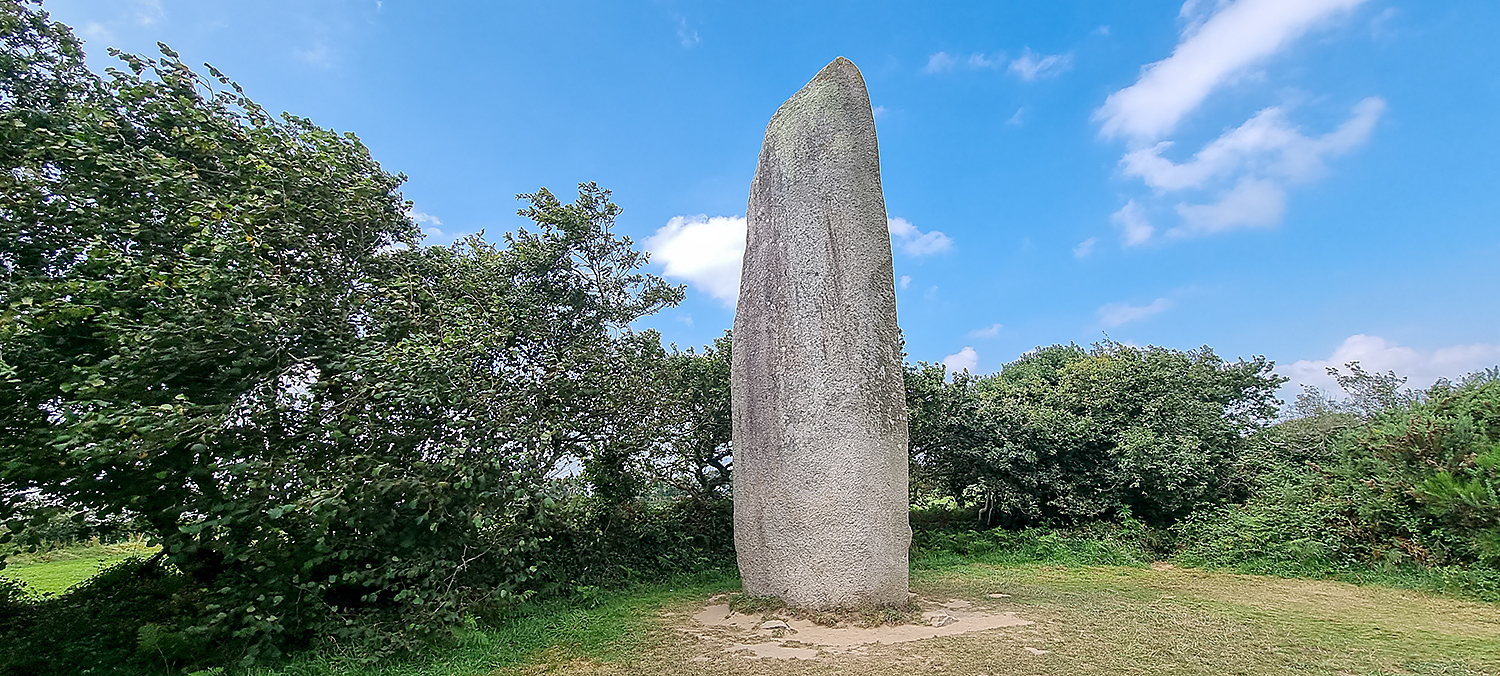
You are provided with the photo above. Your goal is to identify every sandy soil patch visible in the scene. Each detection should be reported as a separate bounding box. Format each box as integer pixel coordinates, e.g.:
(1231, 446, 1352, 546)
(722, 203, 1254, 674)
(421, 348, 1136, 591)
(683, 596, 1033, 660)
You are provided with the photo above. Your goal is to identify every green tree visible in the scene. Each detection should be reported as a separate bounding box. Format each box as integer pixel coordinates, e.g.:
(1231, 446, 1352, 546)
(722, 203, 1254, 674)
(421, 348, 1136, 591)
(0, 2, 682, 664)
(908, 342, 1284, 528)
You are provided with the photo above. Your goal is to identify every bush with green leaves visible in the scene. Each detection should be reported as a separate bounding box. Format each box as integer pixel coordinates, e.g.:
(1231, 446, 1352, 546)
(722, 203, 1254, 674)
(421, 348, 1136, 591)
(908, 341, 1283, 528)
(1176, 367, 1500, 574)
(0, 2, 683, 665)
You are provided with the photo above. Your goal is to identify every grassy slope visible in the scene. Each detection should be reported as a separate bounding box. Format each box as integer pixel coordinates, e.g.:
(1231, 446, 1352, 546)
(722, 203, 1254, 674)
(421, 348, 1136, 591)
(1, 540, 157, 595)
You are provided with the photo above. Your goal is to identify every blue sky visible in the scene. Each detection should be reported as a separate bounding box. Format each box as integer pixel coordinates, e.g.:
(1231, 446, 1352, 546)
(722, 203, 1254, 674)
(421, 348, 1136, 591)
(46, 0, 1500, 396)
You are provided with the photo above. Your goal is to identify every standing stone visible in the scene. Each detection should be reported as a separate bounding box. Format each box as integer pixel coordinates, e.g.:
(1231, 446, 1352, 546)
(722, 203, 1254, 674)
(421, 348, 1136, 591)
(731, 57, 910, 609)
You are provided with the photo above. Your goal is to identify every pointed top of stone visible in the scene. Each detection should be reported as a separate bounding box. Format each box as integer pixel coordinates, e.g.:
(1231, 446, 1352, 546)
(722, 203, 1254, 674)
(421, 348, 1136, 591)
(766, 57, 873, 139)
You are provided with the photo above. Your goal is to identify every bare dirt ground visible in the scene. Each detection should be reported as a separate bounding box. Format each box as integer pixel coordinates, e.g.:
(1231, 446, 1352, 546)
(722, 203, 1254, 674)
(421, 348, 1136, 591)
(499, 563, 1500, 676)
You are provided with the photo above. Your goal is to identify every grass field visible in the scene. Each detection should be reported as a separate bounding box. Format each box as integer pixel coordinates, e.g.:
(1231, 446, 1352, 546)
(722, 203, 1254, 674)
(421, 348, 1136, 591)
(1, 539, 157, 595)
(9, 540, 1498, 675)
(247, 561, 1500, 676)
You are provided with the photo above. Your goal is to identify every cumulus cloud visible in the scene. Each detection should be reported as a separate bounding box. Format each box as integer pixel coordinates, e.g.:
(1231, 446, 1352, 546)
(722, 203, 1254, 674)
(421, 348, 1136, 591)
(1098, 297, 1173, 327)
(968, 323, 1004, 339)
(646, 214, 947, 304)
(646, 215, 746, 307)
(1122, 98, 1385, 191)
(1111, 201, 1155, 246)
(888, 217, 954, 257)
(1096, 0, 1370, 141)
(943, 347, 979, 374)
(1284, 334, 1500, 393)
(1009, 48, 1073, 81)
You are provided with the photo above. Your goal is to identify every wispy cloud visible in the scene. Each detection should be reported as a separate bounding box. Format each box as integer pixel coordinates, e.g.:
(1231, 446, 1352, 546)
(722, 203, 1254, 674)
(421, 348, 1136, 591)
(1096, 0, 1379, 244)
(1098, 297, 1173, 327)
(1096, 0, 1370, 141)
(77, 22, 115, 44)
(1006, 107, 1026, 127)
(1122, 98, 1385, 192)
(1173, 177, 1286, 235)
(675, 16, 700, 47)
(1110, 201, 1155, 247)
(133, 0, 164, 26)
(968, 323, 1004, 339)
(294, 42, 334, 68)
(899, 275, 911, 290)
(646, 215, 746, 307)
(888, 217, 954, 257)
(924, 52, 959, 73)
(924, 51, 1005, 74)
(1073, 237, 1098, 258)
(1008, 48, 1073, 81)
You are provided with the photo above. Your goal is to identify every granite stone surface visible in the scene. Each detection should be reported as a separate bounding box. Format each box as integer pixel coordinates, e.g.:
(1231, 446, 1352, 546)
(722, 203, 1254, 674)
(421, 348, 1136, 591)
(731, 56, 911, 609)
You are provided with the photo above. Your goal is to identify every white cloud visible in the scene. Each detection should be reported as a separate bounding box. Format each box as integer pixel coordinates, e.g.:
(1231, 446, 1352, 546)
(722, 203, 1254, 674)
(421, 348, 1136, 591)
(968, 53, 1005, 69)
(888, 217, 953, 257)
(1074, 237, 1098, 258)
(1110, 201, 1155, 246)
(409, 210, 441, 226)
(1096, 0, 1370, 141)
(968, 323, 1003, 339)
(943, 346, 979, 374)
(1173, 177, 1286, 235)
(1009, 48, 1073, 81)
(1121, 97, 1385, 192)
(924, 52, 958, 73)
(899, 275, 911, 290)
(78, 22, 115, 44)
(873, 105, 888, 118)
(295, 42, 333, 68)
(1284, 334, 1500, 393)
(1098, 297, 1173, 327)
(646, 215, 746, 307)
(1006, 107, 1026, 127)
(925, 51, 1007, 74)
(134, 0, 164, 25)
(676, 17, 700, 47)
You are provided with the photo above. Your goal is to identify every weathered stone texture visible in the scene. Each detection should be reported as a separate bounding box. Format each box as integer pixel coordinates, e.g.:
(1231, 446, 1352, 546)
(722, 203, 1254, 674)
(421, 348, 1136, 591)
(731, 57, 910, 609)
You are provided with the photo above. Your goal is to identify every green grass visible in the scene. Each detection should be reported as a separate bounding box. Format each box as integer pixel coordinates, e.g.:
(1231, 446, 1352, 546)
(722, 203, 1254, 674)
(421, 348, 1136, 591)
(244, 570, 740, 676)
(10, 536, 1500, 676)
(2, 539, 157, 595)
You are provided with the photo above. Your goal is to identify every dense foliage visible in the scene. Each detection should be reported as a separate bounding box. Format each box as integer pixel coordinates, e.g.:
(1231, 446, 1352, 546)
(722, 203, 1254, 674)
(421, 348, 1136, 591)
(907, 341, 1283, 527)
(0, 3, 729, 669)
(1175, 367, 1500, 576)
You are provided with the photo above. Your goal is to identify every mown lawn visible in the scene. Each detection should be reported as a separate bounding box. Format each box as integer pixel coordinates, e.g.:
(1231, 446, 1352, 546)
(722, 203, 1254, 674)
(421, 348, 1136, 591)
(250, 562, 1500, 676)
(2, 539, 157, 595)
(9, 540, 1498, 676)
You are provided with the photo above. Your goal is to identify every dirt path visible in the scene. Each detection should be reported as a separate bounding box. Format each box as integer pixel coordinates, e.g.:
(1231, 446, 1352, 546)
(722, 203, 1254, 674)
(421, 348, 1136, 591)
(499, 564, 1500, 676)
